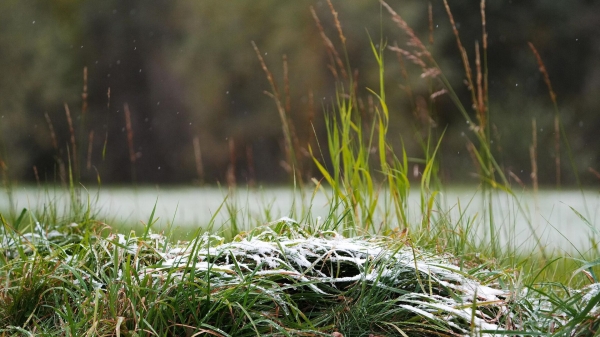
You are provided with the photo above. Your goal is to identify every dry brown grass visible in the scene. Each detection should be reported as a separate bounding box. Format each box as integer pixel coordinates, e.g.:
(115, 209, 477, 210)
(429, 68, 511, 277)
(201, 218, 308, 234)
(123, 103, 136, 181)
(529, 42, 561, 188)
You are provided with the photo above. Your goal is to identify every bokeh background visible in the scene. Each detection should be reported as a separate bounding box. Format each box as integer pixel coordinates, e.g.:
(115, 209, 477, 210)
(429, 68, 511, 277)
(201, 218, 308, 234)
(1, 0, 599, 186)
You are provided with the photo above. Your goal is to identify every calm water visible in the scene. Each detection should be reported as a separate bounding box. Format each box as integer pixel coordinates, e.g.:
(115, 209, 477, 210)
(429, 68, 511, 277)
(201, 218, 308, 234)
(1, 186, 599, 252)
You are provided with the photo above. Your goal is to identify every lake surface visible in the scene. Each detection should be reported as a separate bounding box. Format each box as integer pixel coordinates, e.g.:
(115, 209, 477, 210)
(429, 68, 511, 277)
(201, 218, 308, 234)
(1, 186, 599, 252)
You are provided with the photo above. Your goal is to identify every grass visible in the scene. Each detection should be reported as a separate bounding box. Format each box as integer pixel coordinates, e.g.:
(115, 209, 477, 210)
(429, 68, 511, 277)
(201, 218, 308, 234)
(1, 200, 600, 336)
(2, 0, 600, 335)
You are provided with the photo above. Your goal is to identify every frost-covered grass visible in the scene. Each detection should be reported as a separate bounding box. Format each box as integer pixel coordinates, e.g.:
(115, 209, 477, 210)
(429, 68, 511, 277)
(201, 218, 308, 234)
(0, 212, 591, 336)
(2, 210, 600, 336)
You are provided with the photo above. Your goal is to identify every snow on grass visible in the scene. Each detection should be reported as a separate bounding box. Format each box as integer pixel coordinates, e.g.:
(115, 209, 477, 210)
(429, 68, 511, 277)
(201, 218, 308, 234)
(2, 217, 596, 335)
(149, 217, 511, 334)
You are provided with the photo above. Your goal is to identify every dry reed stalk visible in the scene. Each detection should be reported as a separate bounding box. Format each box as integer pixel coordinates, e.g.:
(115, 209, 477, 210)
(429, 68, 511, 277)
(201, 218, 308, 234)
(430, 89, 447, 100)
(246, 145, 256, 187)
(530, 118, 540, 228)
(415, 96, 435, 129)
(475, 41, 486, 129)
(481, 0, 487, 50)
(82, 67, 88, 116)
(282, 56, 295, 129)
(508, 170, 525, 188)
(58, 158, 67, 186)
(309, 6, 347, 80)
(252, 42, 301, 183)
(442, 0, 476, 100)
(124, 103, 135, 164)
(283, 55, 291, 115)
(530, 119, 538, 194)
(32, 165, 40, 187)
(123, 103, 136, 181)
(393, 44, 413, 96)
(193, 135, 204, 185)
(491, 123, 504, 160)
(391, 42, 423, 122)
(528, 43, 557, 105)
(357, 98, 367, 126)
(0, 159, 7, 187)
(528, 42, 561, 188)
(105, 88, 111, 163)
(327, 0, 346, 47)
(64, 103, 78, 175)
(481, 0, 488, 103)
(282, 55, 303, 178)
(279, 139, 293, 174)
(226, 138, 236, 188)
(428, 2, 434, 45)
(554, 115, 560, 187)
(588, 167, 600, 180)
(44, 112, 58, 150)
(388, 46, 427, 72)
(466, 140, 481, 175)
(80, 68, 89, 177)
(252, 42, 285, 133)
(381, 1, 434, 64)
(86, 130, 94, 170)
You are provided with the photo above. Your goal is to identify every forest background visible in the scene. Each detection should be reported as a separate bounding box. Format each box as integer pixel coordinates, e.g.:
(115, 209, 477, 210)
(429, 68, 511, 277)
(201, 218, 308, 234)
(1, 0, 599, 186)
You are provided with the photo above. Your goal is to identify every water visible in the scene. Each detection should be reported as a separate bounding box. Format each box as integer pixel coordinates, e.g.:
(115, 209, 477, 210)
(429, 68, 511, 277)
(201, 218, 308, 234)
(1, 186, 599, 251)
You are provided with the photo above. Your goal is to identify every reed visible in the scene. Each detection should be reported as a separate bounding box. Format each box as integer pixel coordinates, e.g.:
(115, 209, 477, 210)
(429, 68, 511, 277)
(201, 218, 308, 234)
(193, 135, 205, 185)
(226, 137, 236, 189)
(64, 103, 78, 179)
(252, 42, 304, 189)
(123, 103, 136, 182)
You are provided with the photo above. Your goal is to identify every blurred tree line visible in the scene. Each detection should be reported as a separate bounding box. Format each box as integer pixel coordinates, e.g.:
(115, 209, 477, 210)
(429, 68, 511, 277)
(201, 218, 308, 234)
(1, 0, 599, 186)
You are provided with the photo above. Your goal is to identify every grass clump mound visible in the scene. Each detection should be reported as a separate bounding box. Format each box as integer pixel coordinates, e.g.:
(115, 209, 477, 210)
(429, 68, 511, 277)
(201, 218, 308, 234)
(5, 215, 596, 336)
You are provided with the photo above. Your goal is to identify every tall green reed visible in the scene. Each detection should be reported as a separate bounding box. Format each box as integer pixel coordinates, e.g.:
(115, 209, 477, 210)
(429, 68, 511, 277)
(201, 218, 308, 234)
(268, 0, 589, 271)
(298, 1, 468, 244)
